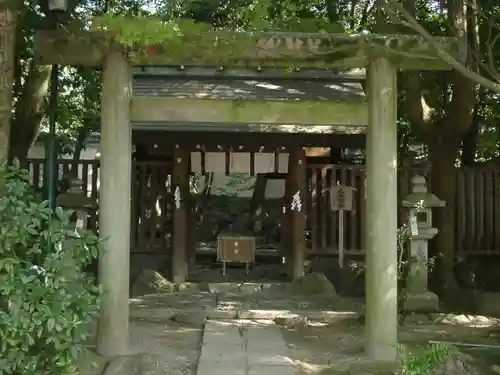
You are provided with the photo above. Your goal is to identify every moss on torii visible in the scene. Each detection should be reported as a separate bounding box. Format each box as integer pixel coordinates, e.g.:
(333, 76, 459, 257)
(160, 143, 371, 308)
(34, 15, 458, 70)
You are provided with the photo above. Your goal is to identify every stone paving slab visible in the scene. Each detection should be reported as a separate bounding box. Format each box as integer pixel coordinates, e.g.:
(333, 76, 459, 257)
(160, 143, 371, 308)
(247, 365, 295, 375)
(197, 360, 247, 375)
(197, 321, 246, 375)
(245, 325, 293, 367)
(197, 321, 296, 375)
(204, 321, 243, 343)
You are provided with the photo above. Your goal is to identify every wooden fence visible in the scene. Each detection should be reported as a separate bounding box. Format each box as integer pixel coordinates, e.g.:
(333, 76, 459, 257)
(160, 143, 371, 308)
(307, 165, 500, 255)
(130, 161, 173, 253)
(27, 158, 500, 255)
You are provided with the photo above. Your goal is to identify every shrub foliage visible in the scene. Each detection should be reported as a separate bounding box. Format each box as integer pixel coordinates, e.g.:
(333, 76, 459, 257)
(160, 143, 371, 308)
(0, 165, 100, 375)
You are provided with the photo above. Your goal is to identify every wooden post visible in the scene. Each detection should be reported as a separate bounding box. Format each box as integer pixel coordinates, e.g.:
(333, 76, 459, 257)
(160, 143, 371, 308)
(97, 52, 132, 357)
(172, 146, 189, 282)
(338, 210, 345, 269)
(187, 195, 197, 266)
(365, 57, 398, 362)
(0, 6, 15, 161)
(187, 151, 197, 266)
(281, 160, 293, 269)
(287, 147, 307, 280)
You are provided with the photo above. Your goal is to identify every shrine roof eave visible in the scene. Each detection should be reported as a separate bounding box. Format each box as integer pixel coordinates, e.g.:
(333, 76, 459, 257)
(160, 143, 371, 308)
(130, 96, 368, 127)
(131, 126, 367, 149)
(132, 65, 367, 81)
(131, 122, 366, 134)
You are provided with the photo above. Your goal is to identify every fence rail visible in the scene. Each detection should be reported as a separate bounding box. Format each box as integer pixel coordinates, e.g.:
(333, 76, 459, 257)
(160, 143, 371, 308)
(27, 158, 500, 255)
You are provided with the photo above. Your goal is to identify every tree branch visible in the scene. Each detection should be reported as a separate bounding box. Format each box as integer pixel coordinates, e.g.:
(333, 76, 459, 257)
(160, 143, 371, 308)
(399, 0, 436, 133)
(383, 0, 500, 93)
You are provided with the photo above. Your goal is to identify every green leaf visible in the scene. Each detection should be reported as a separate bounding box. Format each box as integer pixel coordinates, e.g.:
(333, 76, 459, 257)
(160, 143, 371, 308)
(70, 346, 80, 360)
(47, 317, 56, 331)
(55, 206, 66, 220)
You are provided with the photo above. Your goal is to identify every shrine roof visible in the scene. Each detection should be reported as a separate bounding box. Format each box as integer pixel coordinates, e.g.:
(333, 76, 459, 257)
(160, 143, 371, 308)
(132, 77, 365, 102)
(131, 66, 365, 102)
(129, 66, 368, 131)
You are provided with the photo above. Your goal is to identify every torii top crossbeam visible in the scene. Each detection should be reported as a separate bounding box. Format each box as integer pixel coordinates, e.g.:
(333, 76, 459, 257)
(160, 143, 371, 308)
(35, 28, 458, 70)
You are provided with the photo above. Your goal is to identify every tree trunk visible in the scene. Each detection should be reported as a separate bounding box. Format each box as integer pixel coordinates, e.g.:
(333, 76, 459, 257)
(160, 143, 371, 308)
(0, 3, 19, 162)
(460, 108, 479, 166)
(461, 95, 482, 166)
(402, 0, 476, 297)
(426, 131, 462, 295)
(9, 63, 51, 168)
(71, 126, 87, 176)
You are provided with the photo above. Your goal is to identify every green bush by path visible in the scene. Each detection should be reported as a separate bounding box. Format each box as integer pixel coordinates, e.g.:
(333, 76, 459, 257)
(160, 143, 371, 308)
(0, 164, 100, 375)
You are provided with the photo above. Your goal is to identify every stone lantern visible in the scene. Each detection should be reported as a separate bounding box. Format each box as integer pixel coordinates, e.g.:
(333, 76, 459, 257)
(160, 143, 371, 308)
(401, 174, 445, 312)
(56, 178, 93, 230)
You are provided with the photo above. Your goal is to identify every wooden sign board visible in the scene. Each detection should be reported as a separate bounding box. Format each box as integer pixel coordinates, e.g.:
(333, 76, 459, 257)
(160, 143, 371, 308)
(230, 152, 251, 173)
(254, 153, 274, 173)
(329, 185, 356, 211)
(205, 152, 226, 173)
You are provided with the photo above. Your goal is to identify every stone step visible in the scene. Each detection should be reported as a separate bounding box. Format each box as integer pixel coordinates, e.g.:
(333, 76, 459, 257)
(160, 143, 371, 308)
(207, 307, 362, 324)
(198, 282, 291, 294)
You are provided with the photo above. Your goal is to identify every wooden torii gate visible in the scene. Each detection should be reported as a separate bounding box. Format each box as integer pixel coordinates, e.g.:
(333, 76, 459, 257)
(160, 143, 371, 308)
(34, 28, 458, 362)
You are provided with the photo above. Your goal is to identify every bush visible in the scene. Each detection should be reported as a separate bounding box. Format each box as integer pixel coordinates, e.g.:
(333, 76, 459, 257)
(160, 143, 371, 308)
(398, 342, 456, 375)
(0, 164, 100, 375)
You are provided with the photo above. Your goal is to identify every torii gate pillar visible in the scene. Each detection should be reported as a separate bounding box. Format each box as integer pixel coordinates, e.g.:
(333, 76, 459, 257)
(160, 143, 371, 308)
(96, 52, 132, 357)
(365, 57, 398, 362)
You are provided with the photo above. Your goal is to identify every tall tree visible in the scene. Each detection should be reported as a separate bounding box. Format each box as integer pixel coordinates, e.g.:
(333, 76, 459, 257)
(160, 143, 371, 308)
(394, 0, 478, 294)
(0, 0, 23, 162)
(7, 0, 104, 167)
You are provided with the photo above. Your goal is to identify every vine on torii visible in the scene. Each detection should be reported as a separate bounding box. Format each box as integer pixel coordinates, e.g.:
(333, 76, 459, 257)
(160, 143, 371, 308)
(91, 15, 262, 63)
(35, 14, 457, 68)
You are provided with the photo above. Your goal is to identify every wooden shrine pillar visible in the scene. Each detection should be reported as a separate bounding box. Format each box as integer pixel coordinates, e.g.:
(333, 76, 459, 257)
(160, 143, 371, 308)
(187, 192, 197, 266)
(171, 146, 189, 282)
(285, 147, 307, 280)
(97, 52, 132, 357)
(365, 58, 398, 362)
(281, 163, 292, 267)
(186, 151, 196, 266)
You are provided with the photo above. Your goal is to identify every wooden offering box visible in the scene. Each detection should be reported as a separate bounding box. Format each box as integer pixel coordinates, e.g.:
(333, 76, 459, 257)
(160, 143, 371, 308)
(217, 235, 256, 275)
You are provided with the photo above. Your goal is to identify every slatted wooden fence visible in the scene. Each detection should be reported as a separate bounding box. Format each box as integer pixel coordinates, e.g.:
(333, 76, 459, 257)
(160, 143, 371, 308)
(27, 158, 500, 255)
(131, 161, 173, 253)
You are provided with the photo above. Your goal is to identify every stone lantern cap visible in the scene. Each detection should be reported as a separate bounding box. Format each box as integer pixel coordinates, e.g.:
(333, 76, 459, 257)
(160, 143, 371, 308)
(402, 174, 445, 208)
(56, 178, 94, 209)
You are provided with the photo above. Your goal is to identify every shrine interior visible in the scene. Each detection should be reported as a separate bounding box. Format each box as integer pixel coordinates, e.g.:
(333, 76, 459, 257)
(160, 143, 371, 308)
(130, 131, 366, 283)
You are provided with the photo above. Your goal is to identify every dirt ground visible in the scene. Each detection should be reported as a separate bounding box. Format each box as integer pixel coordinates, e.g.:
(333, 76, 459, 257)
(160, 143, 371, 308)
(82, 319, 203, 375)
(130, 319, 202, 375)
(282, 315, 500, 374)
(82, 281, 500, 375)
(119, 314, 500, 375)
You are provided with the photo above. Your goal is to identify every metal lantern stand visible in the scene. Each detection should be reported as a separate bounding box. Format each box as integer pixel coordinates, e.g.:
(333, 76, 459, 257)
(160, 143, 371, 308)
(45, 0, 67, 251)
(46, 0, 67, 209)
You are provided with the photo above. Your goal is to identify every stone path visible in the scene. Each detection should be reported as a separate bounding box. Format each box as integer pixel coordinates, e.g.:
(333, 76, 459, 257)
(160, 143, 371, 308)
(197, 321, 294, 375)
